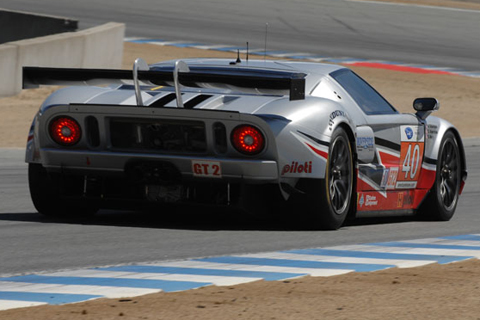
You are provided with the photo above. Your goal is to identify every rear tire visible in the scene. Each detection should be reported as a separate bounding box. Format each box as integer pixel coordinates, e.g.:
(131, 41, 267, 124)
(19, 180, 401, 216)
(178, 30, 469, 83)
(418, 131, 461, 221)
(302, 127, 354, 230)
(29, 163, 98, 217)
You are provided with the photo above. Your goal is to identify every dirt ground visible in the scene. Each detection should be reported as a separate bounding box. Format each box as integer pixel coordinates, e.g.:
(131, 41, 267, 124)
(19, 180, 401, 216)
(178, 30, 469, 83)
(2, 0, 480, 317)
(1, 259, 480, 320)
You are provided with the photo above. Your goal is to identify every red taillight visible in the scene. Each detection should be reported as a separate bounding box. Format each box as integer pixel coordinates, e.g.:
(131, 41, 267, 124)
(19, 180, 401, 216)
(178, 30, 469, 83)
(49, 117, 81, 146)
(231, 125, 265, 155)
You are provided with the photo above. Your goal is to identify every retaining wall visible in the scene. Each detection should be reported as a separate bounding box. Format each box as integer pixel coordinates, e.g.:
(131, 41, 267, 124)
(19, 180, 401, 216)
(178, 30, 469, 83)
(0, 22, 125, 97)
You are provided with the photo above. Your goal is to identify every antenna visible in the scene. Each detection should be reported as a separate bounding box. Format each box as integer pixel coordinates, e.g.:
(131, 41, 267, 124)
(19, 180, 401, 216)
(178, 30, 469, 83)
(236, 49, 241, 63)
(246, 42, 249, 61)
(264, 23, 268, 61)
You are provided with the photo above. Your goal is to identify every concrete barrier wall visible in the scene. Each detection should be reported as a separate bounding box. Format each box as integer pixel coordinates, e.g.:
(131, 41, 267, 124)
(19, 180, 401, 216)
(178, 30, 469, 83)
(0, 45, 18, 96)
(0, 9, 78, 44)
(0, 22, 125, 97)
(82, 23, 125, 68)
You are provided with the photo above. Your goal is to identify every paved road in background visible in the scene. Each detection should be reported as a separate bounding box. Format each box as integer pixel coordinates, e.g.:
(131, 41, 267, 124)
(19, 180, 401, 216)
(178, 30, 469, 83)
(1, 143, 479, 276)
(1, 0, 480, 70)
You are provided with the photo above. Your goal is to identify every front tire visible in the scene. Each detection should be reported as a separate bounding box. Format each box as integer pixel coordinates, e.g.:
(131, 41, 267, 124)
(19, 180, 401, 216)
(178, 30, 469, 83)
(29, 163, 98, 217)
(418, 131, 461, 221)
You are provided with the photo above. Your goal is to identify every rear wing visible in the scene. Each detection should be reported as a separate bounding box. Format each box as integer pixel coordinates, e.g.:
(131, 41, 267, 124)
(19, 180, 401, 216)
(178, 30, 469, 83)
(23, 59, 306, 102)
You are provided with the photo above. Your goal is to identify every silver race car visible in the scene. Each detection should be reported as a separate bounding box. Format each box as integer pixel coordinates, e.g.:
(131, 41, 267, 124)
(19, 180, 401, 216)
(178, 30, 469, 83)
(23, 57, 467, 229)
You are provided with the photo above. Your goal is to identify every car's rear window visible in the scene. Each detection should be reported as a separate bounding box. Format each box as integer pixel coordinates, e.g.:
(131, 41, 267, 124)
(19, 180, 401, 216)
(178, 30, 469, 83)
(330, 69, 397, 115)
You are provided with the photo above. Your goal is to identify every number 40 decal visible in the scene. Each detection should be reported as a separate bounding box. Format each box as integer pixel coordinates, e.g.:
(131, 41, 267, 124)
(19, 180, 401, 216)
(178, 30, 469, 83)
(402, 144, 421, 179)
(399, 143, 424, 181)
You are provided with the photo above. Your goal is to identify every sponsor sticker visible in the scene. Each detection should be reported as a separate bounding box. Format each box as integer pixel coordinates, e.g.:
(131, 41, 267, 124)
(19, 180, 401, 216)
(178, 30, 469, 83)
(281, 161, 313, 175)
(359, 194, 365, 208)
(427, 124, 438, 139)
(400, 125, 424, 142)
(365, 195, 378, 207)
(192, 160, 222, 178)
(405, 127, 414, 140)
(397, 191, 414, 208)
(358, 193, 379, 208)
(329, 110, 347, 130)
(357, 136, 374, 150)
(396, 181, 417, 189)
(403, 193, 414, 206)
(381, 167, 399, 190)
(397, 192, 404, 208)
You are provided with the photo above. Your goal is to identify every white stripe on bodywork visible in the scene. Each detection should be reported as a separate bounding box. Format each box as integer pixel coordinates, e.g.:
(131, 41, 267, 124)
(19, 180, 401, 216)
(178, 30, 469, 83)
(376, 146, 400, 159)
(291, 131, 329, 158)
(422, 162, 436, 171)
(120, 91, 153, 105)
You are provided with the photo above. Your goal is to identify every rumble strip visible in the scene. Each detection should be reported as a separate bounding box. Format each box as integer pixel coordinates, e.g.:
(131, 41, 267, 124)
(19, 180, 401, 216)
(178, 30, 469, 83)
(1, 234, 479, 310)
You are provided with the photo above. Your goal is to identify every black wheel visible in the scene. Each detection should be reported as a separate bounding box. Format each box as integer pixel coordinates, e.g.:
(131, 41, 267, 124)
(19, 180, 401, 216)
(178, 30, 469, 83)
(418, 131, 461, 221)
(29, 163, 98, 217)
(299, 127, 354, 230)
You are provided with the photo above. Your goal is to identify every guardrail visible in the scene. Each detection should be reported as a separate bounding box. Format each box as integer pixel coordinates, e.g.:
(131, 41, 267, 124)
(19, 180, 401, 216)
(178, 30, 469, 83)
(0, 22, 125, 97)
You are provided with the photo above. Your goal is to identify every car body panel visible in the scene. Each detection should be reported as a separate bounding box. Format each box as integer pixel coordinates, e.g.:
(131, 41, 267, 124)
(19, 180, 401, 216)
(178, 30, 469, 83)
(24, 58, 467, 218)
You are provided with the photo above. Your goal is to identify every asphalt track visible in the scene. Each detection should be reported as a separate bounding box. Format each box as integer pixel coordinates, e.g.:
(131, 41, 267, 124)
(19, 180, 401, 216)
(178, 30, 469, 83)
(0, 140, 479, 276)
(1, 0, 480, 71)
(0, 0, 479, 277)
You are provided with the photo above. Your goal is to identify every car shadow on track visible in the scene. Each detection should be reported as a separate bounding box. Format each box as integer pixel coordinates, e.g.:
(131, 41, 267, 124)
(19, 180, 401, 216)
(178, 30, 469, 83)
(0, 207, 417, 232)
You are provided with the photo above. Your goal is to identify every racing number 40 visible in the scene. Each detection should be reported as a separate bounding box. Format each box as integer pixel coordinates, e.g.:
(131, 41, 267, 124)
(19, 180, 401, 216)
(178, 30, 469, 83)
(401, 143, 422, 180)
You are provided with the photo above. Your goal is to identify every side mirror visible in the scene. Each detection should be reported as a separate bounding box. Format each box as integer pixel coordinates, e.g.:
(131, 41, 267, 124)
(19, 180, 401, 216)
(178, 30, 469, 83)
(413, 98, 439, 120)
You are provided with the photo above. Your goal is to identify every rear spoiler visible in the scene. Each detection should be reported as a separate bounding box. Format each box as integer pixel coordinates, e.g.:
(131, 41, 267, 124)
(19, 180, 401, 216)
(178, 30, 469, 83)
(23, 60, 306, 102)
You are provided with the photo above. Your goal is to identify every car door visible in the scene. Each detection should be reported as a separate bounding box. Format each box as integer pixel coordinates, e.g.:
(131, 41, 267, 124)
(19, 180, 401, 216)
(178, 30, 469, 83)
(329, 69, 425, 212)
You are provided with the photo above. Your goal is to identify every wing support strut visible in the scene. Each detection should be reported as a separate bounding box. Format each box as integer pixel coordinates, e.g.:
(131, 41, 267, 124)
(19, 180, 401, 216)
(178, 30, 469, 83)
(173, 60, 190, 108)
(133, 58, 149, 106)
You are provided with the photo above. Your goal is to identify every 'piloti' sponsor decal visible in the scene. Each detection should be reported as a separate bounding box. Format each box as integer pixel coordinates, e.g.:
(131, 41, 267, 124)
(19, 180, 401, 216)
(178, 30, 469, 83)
(282, 161, 312, 175)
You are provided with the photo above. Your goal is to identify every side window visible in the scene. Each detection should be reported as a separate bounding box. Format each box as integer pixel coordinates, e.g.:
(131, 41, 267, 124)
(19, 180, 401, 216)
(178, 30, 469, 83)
(330, 69, 397, 115)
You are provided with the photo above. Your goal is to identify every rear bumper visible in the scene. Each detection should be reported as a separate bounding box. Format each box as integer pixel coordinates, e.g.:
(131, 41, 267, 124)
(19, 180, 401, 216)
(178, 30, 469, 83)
(38, 149, 279, 182)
